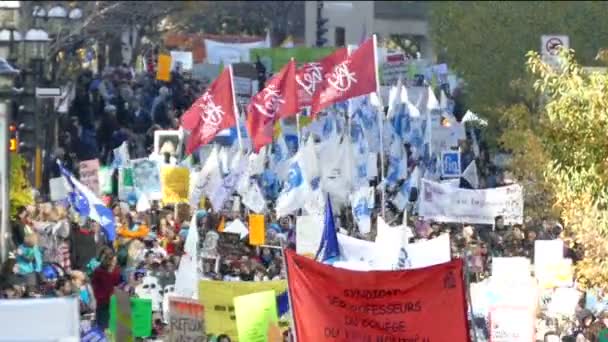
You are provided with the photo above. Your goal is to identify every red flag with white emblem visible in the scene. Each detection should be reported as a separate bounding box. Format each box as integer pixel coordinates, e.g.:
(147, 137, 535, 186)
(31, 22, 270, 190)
(247, 59, 298, 152)
(310, 36, 378, 117)
(182, 67, 238, 154)
(296, 48, 348, 109)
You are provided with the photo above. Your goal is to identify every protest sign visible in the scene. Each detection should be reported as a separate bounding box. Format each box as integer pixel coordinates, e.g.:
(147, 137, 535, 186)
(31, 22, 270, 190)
(109, 294, 152, 338)
(419, 179, 524, 225)
(234, 290, 278, 342)
(79, 159, 101, 195)
(118, 167, 135, 201)
(249, 47, 337, 72)
(547, 287, 581, 317)
(402, 233, 451, 270)
(285, 250, 469, 341)
(381, 52, 409, 86)
(168, 297, 205, 342)
(0, 297, 80, 341)
(441, 150, 461, 178)
(98, 166, 113, 195)
(49, 176, 68, 201)
(489, 306, 535, 342)
(170, 50, 193, 71)
(534, 239, 564, 267)
(248, 214, 265, 246)
(536, 258, 573, 289)
(198, 280, 287, 340)
(295, 215, 323, 258)
(492, 257, 531, 282)
(154, 130, 182, 157)
(132, 158, 162, 200)
(114, 289, 133, 342)
(157, 54, 172, 81)
(217, 231, 247, 258)
(205, 39, 267, 64)
(161, 166, 190, 205)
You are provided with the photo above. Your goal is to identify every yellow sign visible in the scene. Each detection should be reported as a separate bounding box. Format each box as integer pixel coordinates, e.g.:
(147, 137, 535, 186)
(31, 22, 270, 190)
(234, 290, 278, 342)
(161, 166, 190, 205)
(199, 280, 287, 341)
(248, 214, 265, 246)
(536, 259, 574, 289)
(156, 54, 172, 82)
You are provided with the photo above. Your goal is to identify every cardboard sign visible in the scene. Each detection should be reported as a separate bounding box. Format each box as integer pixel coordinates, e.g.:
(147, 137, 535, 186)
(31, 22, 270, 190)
(169, 297, 205, 342)
(79, 159, 101, 195)
(161, 166, 190, 205)
(234, 291, 278, 342)
(489, 306, 535, 342)
(198, 280, 287, 340)
(157, 54, 172, 81)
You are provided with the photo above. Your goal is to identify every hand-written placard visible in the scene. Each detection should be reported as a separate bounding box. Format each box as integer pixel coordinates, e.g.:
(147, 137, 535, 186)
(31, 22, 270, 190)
(169, 297, 206, 342)
(234, 290, 278, 342)
(79, 159, 101, 195)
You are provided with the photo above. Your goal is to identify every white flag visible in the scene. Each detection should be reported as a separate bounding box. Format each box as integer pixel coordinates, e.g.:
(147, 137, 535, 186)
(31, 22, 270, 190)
(462, 160, 479, 189)
(189, 145, 221, 207)
(276, 149, 312, 217)
(174, 214, 199, 299)
(350, 186, 374, 235)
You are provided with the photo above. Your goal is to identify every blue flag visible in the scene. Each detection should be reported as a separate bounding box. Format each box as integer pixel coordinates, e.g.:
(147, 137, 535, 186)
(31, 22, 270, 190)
(315, 194, 340, 264)
(276, 290, 290, 317)
(58, 161, 116, 241)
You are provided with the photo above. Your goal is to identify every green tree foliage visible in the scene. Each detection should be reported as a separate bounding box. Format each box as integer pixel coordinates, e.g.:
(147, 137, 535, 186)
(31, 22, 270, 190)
(9, 154, 34, 218)
(429, 1, 608, 122)
(501, 49, 608, 290)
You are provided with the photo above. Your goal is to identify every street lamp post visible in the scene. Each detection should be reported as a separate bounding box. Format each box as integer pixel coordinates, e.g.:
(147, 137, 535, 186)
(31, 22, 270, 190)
(0, 58, 18, 264)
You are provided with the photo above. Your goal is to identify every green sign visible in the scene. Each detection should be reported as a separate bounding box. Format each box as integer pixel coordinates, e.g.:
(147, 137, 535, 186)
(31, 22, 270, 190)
(234, 290, 278, 342)
(249, 47, 337, 72)
(109, 295, 153, 338)
(600, 328, 608, 342)
(98, 166, 113, 195)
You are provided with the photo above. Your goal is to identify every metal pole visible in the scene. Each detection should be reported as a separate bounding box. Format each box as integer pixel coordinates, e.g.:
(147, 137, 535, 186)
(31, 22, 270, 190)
(0, 100, 10, 264)
(372, 34, 386, 218)
(279, 241, 298, 342)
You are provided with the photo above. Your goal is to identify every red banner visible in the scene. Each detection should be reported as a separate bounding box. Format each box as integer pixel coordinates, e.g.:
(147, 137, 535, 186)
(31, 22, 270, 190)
(285, 249, 470, 342)
(247, 59, 298, 153)
(181, 67, 237, 154)
(310, 37, 378, 117)
(296, 48, 348, 109)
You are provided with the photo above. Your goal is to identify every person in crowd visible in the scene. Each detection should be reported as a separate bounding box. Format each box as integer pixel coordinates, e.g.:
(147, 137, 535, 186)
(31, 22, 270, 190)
(15, 233, 42, 288)
(91, 248, 121, 331)
(69, 220, 97, 272)
(152, 86, 172, 129)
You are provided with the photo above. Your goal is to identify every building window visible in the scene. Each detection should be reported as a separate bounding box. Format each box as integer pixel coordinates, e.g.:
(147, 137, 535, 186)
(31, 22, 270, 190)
(335, 27, 345, 47)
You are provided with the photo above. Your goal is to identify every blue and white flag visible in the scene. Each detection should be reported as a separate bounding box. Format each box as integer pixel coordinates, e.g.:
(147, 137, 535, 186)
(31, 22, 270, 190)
(270, 133, 290, 180)
(111, 141, 130, 169)
(351, 119, 370, 189)
(275, 148, 312, 217)
(350, 186, 374, 235)
(385, 135, 407, 189)
(58, 161, 116, 241)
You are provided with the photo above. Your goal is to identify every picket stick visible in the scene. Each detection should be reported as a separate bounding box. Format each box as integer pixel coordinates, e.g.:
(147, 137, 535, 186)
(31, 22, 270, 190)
(372, 34, 386, 218)
(229, 64, 243, 151)
(279, 241, 298, 342)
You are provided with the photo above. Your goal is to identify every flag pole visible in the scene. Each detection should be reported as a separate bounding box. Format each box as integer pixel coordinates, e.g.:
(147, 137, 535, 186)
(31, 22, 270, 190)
(229, 64, 244, 151)
(279, 241, 299, 342)
(372, 34, 386, 218)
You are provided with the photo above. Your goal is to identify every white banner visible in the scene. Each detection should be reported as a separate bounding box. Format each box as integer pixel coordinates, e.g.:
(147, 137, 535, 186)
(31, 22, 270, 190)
(419, 180, 523, 225)
(204, 39, 268, 65)
(0, 297, 80, 341)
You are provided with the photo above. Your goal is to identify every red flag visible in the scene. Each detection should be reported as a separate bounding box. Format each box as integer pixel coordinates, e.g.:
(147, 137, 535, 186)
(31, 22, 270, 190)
(296, 48, 348, 109)
(181, 67, 237, 154)
(310, 37, 378, 117)
(247, 59, 298, 152)
(284, 249, 470, 342)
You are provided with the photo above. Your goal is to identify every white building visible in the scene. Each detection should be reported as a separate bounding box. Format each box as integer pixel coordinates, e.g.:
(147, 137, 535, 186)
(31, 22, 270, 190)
(304, 1, 433, 59)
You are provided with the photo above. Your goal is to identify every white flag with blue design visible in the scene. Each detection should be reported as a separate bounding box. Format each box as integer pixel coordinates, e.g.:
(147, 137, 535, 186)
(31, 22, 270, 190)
(350, 186, 374, 234)
(276, 149, 312, 218)
(270, 133, 290, 180)
(112, 141, 130, 169)
(58, 161, 116, 241)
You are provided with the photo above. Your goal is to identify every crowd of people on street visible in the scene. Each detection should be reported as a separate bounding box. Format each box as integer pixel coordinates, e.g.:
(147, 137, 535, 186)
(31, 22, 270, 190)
(1, 58, 606, 341)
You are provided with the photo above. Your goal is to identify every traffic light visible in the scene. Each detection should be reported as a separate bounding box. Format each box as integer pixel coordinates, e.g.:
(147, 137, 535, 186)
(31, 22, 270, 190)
(15, 104, 36, 153)
(9, 123, 17, 153)
(316, 2, 328, 47)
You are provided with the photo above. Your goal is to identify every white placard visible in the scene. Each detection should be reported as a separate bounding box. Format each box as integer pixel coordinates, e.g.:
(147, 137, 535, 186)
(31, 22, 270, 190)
(204, 39, 268, 65)
(534, 239, 564, 266)
(296, 215, 323, 258)
(170, 51, 193, 71)
(49, 176, 69, 201)
(419, 179, 524, 225)
(0, 297, 80, 341)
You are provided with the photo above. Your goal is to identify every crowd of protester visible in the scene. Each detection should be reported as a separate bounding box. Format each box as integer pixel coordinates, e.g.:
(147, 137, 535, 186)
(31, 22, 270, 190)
(2, 63, 606, 341)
